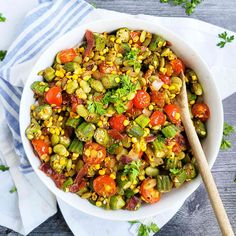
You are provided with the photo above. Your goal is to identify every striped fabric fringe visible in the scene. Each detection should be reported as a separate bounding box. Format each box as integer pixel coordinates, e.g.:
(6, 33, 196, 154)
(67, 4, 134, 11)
(0, 0, 93, 173)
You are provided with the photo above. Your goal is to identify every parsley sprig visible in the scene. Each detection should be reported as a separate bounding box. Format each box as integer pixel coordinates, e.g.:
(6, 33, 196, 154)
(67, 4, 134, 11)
(169, 168, 181, 175)
(217, 32, 234, 48)
(87, 100, 106, 115)
(124, 160, 142, 181)
(102, 75, 138, 114)
(220, 122, 235, 150)
(129, 220, 160, 236)
(0, 13, 6, 22)
(160, 0, 202, 15)
(9, 186, 17, 193)
(0, 165, 9, 171)
(0, 50, 7, 61)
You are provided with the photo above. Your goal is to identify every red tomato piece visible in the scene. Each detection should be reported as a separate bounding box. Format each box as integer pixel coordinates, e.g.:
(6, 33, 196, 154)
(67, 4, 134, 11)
(133, 90, 150, 109)
(130, 31, 141, 45)
(93, 175, 117, 197)
(140, 178, 161, 204)
(99, 61, 117, 74)
(192, 103, 210, 122)
(109, 114, 127, 132)
(58, 48, 77, 64)
(83, 143, 106, 165)
(170, 59, 185, 75)
(150, 110, 166, 126)
(164, 104, 181, 124)
(45, 86, 62, 106)
(108, 129, 125, 140)
(74, 164, 88, 184)
(84, 30, 95, 58)
(158, 73, 170, 85)
(32, 139, 49, 157)
(151, 91, 165, 108)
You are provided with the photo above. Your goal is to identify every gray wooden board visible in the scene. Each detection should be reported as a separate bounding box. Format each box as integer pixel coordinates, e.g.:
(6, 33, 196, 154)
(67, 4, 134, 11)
(1, 0, 236, 235)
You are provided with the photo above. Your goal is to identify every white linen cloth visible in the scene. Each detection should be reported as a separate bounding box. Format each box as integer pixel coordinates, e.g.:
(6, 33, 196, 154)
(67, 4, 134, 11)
(0, 1, 235, 235)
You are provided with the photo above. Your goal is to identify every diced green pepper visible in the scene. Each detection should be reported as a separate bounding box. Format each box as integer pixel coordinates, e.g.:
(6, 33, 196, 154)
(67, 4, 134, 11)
(127, 124, 144, 137)
(63, 62, 80, 72)
(31, 81, 49, 96)
(121, 43, 130, 54)
(62, 177, 73, 190)
(135, 114, 150, 128)
(149, 34, 166, 51)
(107, 143, 119, 155)
(110, 195, 125, 210)
(75, 122, 96, 142)
(117, 173, 132, 190)
(34, 104, 52, 120)
(68, 138, 83, 154)
(94, 128, 109, 146)
(165, 157, 182, 170)
(161, 125, 179, 138)
(66, 117, 83, 129)
(187, 90, 197, 102)
(156, 175, 173, 192)
(170, 169, 187, 188)
(94, 33, 106, 51)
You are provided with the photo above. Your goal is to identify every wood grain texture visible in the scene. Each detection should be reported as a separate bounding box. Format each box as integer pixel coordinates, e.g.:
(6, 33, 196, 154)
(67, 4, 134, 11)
(1, 0, 236, 235)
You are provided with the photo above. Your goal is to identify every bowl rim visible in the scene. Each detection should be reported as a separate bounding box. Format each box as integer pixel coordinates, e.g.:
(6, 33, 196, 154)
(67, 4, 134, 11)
(19, 18, 223, 221)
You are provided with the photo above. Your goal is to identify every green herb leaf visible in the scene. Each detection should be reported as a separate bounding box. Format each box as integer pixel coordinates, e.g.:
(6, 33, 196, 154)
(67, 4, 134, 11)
(217, 31, 235, 48)
(149, 222, 160, 233)
(91, 2, 97, 8)
(0, 13, 6, 22)
(0, 50, 7, 61)
(0, 165, 9, 171)
(124, 160, 142, 181)
(223, 122, 234, 136)
(169, 168, 181, 175)
(10, 186, 17, 193)
(220, 138, 232, 150)
(129, 220, 140, 225)
(138, 224, 149, 236)
(87, 101, 106, 115)
(129, 221, 160, 236)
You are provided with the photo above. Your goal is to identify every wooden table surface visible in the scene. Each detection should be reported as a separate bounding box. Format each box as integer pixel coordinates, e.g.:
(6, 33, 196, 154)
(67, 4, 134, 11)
(1, 0, 236, 235)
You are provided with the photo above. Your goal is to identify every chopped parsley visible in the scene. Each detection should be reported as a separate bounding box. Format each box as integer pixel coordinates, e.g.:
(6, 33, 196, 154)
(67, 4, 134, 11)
(0, 50, 7, 61)
(102, 75, 139, 114)
(129, 220, 160, 236)
(124, 160, 142, 181)
(0, 165, 9, 171)
(160, 0, 202, 15)
(87, 100, 106, 115)
(217, 32, 234, 48)
(220, 122, 235, 150)
(9, 186, 17, 193)
(0, 13, 6, 22)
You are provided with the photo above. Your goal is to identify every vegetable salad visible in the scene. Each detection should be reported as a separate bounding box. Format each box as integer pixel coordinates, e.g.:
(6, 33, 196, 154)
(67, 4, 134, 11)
(26, 28, 210, 210)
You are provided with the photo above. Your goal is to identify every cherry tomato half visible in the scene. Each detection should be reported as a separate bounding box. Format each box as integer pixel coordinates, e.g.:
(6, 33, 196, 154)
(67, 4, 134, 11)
(93, 175, 117, 197)
(109, 114, 127, 132)
(45, 86, 62, 106)
(151, 91, 165, 108)
(158, 73, 170, 85)
(32, 139, 49, 157)
(58, 48, 77, 64)
(133, 90, 150, 109)
(192, 103, 210, 122)
(170, 59, 185, 75)
(140, 178, 161, 204)
(164, 104, 181, 124)
(83, 142, 106, 165)
(150, 110, 166, 126)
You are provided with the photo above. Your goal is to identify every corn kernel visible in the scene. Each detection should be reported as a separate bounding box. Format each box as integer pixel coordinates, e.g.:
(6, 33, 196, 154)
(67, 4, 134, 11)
(169, 85, 176, 91)
(160, 67, 167, 74)
(96, 201, 102, 207)
(175, 112, 180, 120)
(95, 164, 100, 170)
(100, 56, 105, 61)
(110, 174, 116, 179)
(129, 39, 133, 45)
(58, 116, 63, 122)
(138, 55, 144, 60)
(99, 169, 106, 175)
(149, 65, 154, 70)
(123, 119, 130, 126)
(131, 137, 138, 143)
(55, 70, 64, 78)
(44, 87, 49, 92)
(148, 104, 154, 111)
(139, 175, 145, 181)
(78, 47, 84, 52)
(92, 65, 97, 72)
(126, 70, 131, 75)
(121, 175, 127, 181)
(190, 100, 195, 105)
(49, 147, 52, 154)
(133, 36, 139, 43)
(117, 53, 123, 58)
(162, 84, 169, 89)
(83, 75, 91, 81)
(115, 38, 121, 44)
(39, 135, 45, 140)
(140, 31, 146, 43)
(105, 157, 110, 162)
(84, 57, 89, 62)
(49, 128, 55, 134)
(110, 37, 115, 42)
(97, 121, 103, 127)
(115, 77, 120, 83)
(130, 184, 135, 190)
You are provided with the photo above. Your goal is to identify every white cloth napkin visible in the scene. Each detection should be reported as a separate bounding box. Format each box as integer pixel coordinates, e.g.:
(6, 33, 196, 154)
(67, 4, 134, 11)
(0, 1, 236, 236)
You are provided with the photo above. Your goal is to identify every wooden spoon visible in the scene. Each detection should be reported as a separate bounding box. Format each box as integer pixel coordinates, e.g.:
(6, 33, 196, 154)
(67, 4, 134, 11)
(175, 73, 234, 236)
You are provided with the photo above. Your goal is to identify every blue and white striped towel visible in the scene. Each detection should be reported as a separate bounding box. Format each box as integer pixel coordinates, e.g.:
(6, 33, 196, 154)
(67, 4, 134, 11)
(1, 0, 236, 235)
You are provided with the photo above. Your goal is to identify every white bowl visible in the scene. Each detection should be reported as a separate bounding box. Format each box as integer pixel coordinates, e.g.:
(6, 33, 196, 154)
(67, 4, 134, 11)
(19, 18, 223, 221)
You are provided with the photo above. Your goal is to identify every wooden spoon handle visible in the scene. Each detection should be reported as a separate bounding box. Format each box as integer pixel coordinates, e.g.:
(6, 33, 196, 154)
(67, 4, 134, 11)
(180, 110, 234, 236)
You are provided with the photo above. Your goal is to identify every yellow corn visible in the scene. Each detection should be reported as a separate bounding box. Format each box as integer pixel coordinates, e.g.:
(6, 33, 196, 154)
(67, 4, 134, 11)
(44, 87, 49, 92)
(84, 57, 89, 62)
(123, 119, 130, 126)
(97, 121, 103, 127)
(162, 84, 169, 89)
(160, 67, 167, 74)
(95, 164, 100, 170)
(98, 169, 106, 175)
(121, 175, 127, 181)
(148, 104, 154, 110)
(115, 38, 121, 44)
(110, 173, 116, 179)
(175, 112, 180, 120)
(131, 137, 138, 143)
